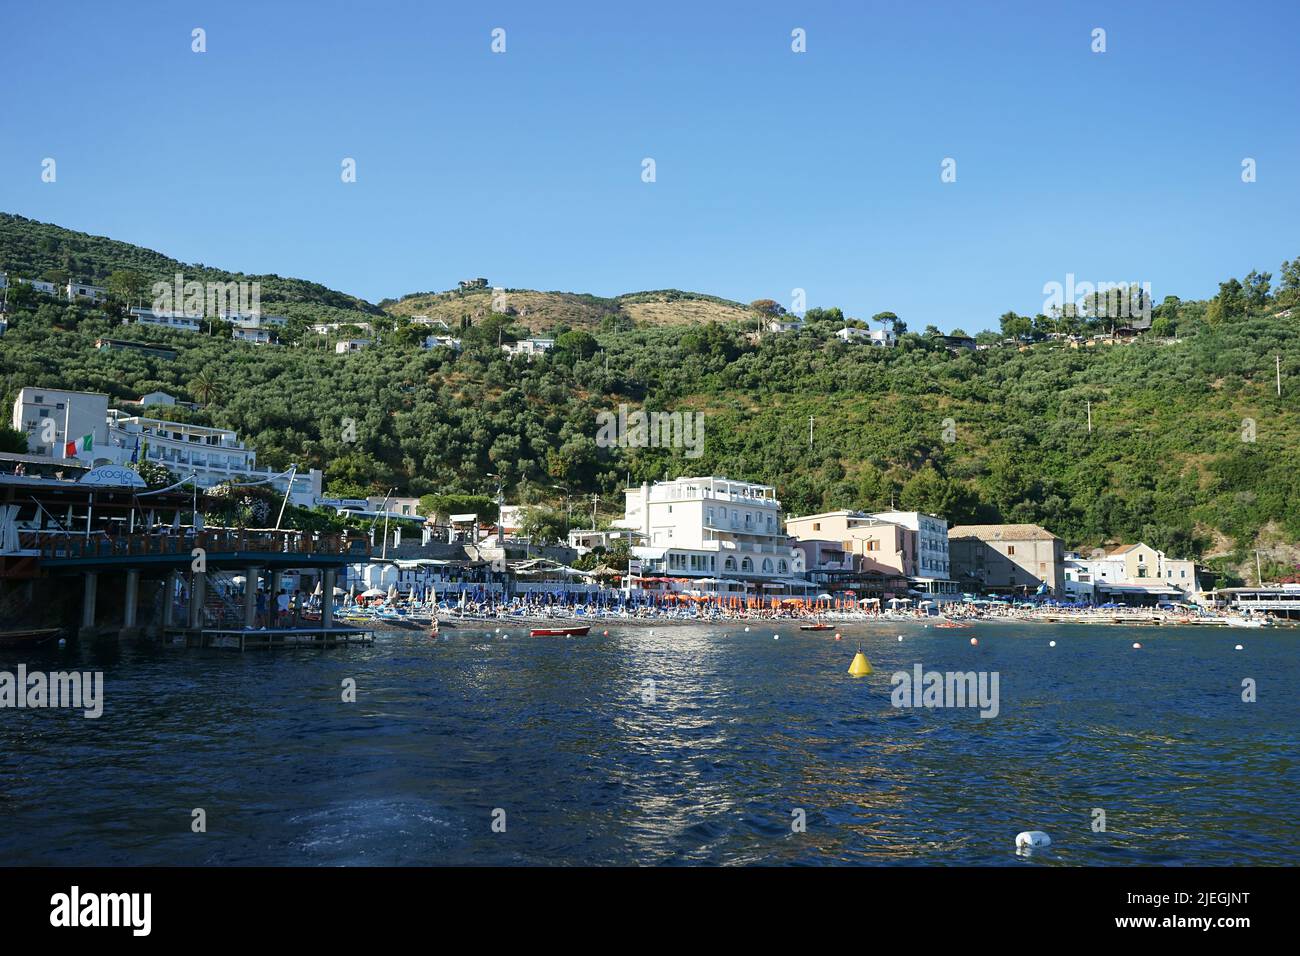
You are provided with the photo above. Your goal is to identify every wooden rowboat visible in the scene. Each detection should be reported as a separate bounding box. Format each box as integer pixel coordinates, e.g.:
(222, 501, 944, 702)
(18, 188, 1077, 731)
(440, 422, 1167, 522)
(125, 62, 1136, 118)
(0, 628, 61, 649)
(529, 625, 591, 637)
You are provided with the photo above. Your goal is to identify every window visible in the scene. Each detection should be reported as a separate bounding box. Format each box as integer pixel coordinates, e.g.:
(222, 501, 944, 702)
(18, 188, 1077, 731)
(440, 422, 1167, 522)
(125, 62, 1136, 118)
(741, 558, 752, 572)
(813, 522, 821, 531)
(1007, 545, 1015, 556)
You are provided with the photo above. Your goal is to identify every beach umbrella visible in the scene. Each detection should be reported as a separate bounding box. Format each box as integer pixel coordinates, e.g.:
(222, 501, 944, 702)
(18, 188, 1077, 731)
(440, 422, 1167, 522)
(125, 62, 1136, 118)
(387, 583, 398, 602)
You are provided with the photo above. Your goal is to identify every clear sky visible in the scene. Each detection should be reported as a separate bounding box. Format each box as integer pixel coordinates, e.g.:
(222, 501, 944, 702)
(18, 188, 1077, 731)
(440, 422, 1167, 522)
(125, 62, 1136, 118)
(1, 0, 1297, 331)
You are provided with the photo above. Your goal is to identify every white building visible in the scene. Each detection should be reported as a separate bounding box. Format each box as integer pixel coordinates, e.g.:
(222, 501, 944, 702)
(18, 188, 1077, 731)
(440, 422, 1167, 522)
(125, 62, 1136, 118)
(870, 327, 897, 347)
(222, 312, 287, 329)
(232, 326, 275, 345)
(312, 321, 372, 336)
(411, 316, 453, 331)
(11, 387, 321, 505)
(502, 338, 554, 358)
(105, 411, 321, 506)
(868, 510, 955, 598)
(335, 338, 371, 353)
(129, 307, 204, 332)
(835, 326, 873, 343)
(615, 476, 808, 594)
(767, 318, 804, 333)
(18, 278, 58, 295)
(567, 528, 647, 555)
(66, 280, 107, 304)
(423, 335, 462, 350)
(11, 388, 110, 462)
(1067, 544, 1199, 604)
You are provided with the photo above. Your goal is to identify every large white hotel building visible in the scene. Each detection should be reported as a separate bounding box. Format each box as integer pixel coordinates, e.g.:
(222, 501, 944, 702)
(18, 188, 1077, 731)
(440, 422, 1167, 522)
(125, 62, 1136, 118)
(613, 476, 808, 594)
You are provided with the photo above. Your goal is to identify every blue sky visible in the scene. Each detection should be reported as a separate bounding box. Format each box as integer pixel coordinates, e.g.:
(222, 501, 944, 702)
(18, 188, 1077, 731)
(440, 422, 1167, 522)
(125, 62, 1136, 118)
(1, 0, 1297, 331)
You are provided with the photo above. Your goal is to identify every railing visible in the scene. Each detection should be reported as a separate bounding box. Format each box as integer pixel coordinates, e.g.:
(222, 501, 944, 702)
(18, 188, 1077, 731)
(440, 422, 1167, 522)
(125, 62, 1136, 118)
(26, 529, 370, 561)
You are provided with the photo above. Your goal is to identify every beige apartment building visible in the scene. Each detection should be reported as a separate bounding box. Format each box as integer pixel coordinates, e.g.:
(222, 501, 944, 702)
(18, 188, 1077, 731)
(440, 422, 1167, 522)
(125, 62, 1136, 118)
(783, 511, 911, 578)
(948, 523, 1064, 595)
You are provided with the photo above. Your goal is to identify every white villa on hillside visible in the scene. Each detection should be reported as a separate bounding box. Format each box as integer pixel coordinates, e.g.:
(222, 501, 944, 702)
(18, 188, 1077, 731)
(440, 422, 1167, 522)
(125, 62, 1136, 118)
(502, 338, 554, 358)
(232, 327, 275, 345)
(128, 307, 203, 332)
(423, 335, 462, 350)
(615, 476, 808, 595)
(66, 280, 107, 304)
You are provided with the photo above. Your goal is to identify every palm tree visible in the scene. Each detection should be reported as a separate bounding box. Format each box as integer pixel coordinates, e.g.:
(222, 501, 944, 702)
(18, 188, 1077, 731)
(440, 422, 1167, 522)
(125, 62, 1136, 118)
(190, 369, 222, 406)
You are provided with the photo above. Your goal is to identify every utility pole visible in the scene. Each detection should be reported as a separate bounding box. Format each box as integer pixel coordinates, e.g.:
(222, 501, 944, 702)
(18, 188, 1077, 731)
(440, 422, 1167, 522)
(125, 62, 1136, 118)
(1277, 355, 1282, 397)
(808, 416, 814, 449)
(1086, 401, 1092, 434)
(591, 494, 599, 530)
(1255, 549, 1265, 587)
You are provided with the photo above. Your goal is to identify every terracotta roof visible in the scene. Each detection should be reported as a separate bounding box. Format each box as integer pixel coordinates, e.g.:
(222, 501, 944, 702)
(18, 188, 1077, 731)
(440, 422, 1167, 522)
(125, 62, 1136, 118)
(947, 523, 1059, 542)
(1107, 543, 1143, 556)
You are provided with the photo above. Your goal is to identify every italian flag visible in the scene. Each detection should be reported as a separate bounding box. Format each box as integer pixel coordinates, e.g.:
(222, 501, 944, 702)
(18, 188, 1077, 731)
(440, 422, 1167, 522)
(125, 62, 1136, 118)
(65, 433, 93, 457)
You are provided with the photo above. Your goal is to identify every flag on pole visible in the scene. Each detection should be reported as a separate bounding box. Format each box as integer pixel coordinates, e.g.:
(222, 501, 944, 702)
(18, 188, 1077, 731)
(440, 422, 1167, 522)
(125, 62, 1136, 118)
(64, 433, 93, 458)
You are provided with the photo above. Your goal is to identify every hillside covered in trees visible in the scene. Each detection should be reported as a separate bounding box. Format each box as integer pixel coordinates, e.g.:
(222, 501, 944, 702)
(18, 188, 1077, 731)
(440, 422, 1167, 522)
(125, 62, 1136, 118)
(3, 212, 1299, 583)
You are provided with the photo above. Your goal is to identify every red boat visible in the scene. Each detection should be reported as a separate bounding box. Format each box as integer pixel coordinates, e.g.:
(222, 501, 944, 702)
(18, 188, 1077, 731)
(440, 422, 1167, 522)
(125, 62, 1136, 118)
(799, 623, 834, 631)
(529, 625, 591, 637)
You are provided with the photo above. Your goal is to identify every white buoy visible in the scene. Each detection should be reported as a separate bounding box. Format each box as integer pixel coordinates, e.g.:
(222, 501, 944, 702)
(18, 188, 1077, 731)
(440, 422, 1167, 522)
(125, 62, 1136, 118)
(897, 635, 903, 642)
(1049, 640, 1056, 647)
(1015, 830, 1051, 849)
(495, 628, 501, 633)
(970, 637, 978, 646)
(744, 626, 750, 632)
(1235, 644, 1244, 651)
(1132, 642, 1141, 649)
(773, 634, 779, 640)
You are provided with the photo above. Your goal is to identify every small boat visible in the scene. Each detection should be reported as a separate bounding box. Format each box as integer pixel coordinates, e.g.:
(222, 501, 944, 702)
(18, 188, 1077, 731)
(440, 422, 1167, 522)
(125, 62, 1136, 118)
(529, 625, 591, 637)
(0, 628, 62, 649)
(799, 623, 834, 631)
(1226, 616, 1268, 628)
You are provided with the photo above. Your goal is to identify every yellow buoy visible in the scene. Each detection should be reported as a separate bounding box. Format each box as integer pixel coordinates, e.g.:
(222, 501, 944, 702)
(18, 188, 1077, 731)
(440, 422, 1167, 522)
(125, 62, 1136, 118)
(848, 651, 873, 677)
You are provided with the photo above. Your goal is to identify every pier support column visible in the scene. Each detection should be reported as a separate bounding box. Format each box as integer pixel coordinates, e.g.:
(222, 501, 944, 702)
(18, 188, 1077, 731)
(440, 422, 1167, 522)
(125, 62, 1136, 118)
(190, 571, 206, 629)
(162, 570, 179, 628)
(322, 567, 336, 629)
(269, 570, 283, 626)
(79, 571, 99, 639)
(119, 569, 140, 639)
(244, 566, 261, 628)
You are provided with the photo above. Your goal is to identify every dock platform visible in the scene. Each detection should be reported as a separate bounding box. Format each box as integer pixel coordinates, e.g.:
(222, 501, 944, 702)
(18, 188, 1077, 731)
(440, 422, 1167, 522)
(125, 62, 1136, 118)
(163, 626, 376, 650)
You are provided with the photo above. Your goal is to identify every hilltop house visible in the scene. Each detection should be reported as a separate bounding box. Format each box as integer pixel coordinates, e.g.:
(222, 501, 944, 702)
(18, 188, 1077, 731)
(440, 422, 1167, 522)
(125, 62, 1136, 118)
(66, 280, 107, 304)
(129, 307, 203, 332)
(423, 335, 462, 351)
(502, 338, 554, 358)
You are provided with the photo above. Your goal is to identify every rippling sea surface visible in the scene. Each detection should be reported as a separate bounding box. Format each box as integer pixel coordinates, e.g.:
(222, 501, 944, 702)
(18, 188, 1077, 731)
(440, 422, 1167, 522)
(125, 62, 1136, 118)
(1, 621, 1296, 866)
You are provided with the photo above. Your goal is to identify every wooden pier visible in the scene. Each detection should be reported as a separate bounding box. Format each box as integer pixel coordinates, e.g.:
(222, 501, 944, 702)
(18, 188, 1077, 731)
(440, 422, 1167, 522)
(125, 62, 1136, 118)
(163, 625, 375, 650)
